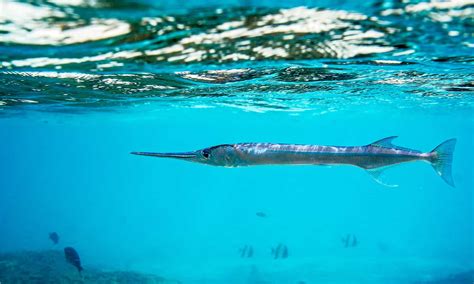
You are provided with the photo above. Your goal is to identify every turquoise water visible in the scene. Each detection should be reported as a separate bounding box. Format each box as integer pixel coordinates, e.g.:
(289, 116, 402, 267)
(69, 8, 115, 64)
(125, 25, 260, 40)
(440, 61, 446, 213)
(0, 0, 473, 283)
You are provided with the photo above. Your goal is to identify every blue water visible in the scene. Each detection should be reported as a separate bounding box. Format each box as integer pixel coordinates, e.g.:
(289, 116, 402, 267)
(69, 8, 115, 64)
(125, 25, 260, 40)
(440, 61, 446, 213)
(0, 0, 473, 283)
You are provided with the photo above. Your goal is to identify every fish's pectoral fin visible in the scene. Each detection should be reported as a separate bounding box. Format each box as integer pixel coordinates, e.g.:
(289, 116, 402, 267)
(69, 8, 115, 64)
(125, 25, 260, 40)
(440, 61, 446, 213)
(366, 168, 399, 188)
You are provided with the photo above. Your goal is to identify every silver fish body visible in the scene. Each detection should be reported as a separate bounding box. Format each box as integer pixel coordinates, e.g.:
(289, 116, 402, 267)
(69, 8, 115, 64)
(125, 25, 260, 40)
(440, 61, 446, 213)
(220, 143, 429, 168)
(132, 136, 456, 187)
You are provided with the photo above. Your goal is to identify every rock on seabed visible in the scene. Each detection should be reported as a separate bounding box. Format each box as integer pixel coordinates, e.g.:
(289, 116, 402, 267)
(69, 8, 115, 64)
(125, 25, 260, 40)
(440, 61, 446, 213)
(0, 250, 180, 284)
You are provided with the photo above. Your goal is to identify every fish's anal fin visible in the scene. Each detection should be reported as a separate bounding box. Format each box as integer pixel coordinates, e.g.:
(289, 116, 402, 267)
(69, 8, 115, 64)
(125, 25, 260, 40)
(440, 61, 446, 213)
(367, 168, 399, 188)
(369, 136, 421, 153)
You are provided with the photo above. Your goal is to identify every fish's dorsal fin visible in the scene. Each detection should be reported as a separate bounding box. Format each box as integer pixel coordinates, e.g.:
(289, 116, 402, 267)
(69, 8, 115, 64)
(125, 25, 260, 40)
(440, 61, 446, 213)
(369, 136, 421, 153)
(367, 168, 399, 188)
(369, 136, 399, 148)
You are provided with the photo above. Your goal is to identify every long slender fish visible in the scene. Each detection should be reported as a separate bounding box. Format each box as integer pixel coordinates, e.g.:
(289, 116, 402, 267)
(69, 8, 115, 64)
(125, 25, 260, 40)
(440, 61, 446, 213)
(132, 136, 456, 187)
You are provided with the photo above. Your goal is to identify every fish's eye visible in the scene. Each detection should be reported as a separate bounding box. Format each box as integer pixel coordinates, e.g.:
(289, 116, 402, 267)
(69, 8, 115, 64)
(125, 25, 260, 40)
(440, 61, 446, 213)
(202, 149, 210, 159)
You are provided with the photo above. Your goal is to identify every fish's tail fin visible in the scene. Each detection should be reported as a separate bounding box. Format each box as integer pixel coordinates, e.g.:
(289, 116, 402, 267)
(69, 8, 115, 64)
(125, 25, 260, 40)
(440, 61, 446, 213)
(430, 138, 456, 187)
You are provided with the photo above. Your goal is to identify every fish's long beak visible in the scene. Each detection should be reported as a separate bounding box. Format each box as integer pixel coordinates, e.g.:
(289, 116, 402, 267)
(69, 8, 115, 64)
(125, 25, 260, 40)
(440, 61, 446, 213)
(131, 151, 197, 159)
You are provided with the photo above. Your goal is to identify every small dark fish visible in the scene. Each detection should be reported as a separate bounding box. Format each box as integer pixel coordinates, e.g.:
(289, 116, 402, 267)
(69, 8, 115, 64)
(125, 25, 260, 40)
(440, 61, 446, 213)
(272, 243, 288, 259)
(256, 212, 267, 218)
(239, 245, 253, 258)
(281, 245, 288, 259)
(271, 243, 282, 259)
(64, 247, 83, 273)
(239, 245, 248, 258)
(49, 232, 59, 245)
(342, 234, 357, 248)
(341, 234, 349, 248)
(352, 236, 358, 247)
(247, 246, 254, 258)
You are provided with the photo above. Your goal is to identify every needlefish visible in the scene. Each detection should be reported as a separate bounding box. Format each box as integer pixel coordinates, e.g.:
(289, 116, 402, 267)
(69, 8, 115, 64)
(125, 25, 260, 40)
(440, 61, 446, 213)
(131, 136, 456, 187)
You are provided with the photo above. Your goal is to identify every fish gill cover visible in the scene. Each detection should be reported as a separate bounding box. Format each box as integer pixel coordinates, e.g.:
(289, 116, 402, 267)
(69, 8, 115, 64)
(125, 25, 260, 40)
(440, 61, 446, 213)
(0, 0, 472, 114)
